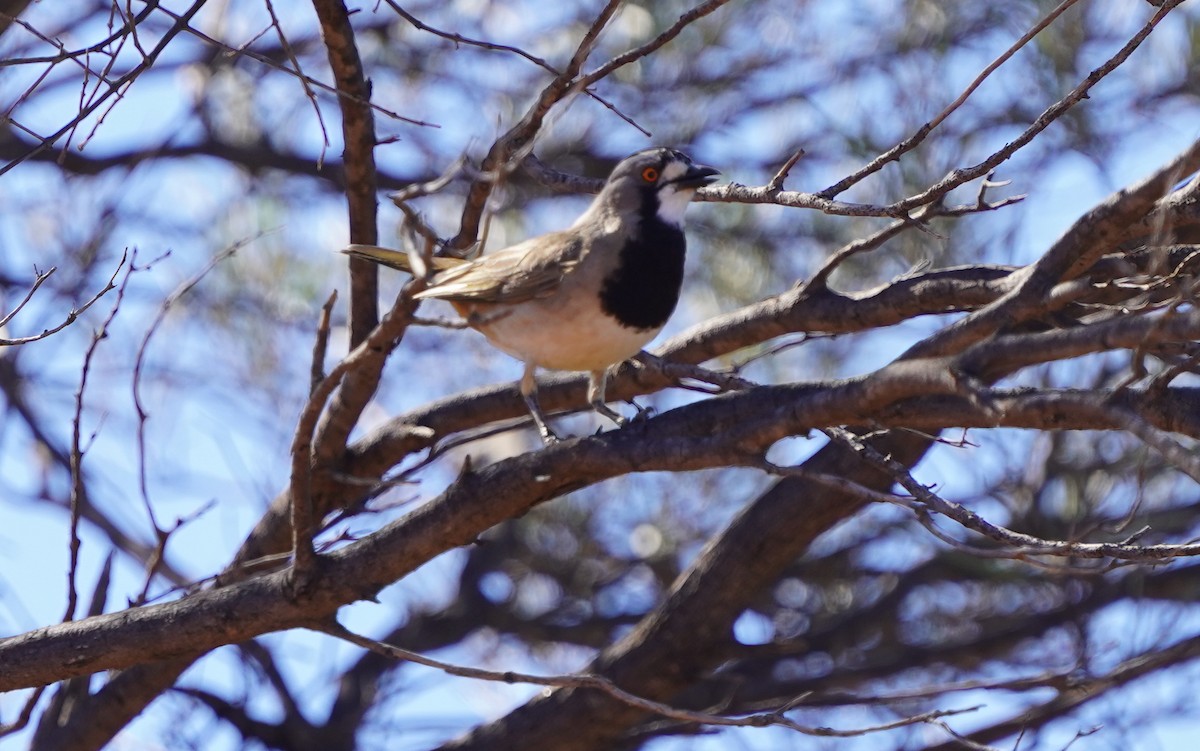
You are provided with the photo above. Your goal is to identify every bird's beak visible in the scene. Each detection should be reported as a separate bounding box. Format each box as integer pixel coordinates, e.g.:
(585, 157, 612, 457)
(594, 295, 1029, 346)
(673, 163, 721, 189)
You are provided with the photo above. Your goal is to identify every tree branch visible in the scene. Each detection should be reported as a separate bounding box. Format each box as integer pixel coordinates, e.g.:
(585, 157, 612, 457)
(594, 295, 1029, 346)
(312, 0, 380, 345)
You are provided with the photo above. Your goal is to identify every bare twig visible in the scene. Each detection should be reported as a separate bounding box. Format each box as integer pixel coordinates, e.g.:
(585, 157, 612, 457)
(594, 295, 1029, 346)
(310, 290, 338, 396)
(131, 243, 244, 554)
(885, 0, 1187, 215)
(697, 181, 1025, 218)
(287, 279, 425, 591)
(0, 0, 208, 177)
(799, 194, 1025, 294)
(731, 332, 836, 372)
(448, 0, 624, 251)
(0, 686, 46, 737)
(908, 137, 1200, 362)
(820, 0, 1083, 199)
(633, 351, 758, 393)
(264, 0, 330, 161)
(767, 148, 806, 192)
(149, 7, 437, 128)
(0, 3, 155, 72)
(70, 4, 139, 154)
(0, 267, 54, 329)
(0, 254, 125, 346)
(320, 620, 984, 740)
(808, 428, 1200, 563)
(577, 0, 735, 89)
(65, 250, 133, 623)
(132, 500, 218, 607)
(385, 154, 467, 259)
(385, 2, 649, 136)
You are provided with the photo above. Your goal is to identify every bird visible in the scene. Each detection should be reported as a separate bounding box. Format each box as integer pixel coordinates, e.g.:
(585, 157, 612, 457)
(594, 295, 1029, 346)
(343, 147, 720, 444)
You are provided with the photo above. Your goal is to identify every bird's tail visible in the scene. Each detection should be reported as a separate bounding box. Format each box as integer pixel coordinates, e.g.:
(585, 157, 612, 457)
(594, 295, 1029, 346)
(340, 245, 465, 273)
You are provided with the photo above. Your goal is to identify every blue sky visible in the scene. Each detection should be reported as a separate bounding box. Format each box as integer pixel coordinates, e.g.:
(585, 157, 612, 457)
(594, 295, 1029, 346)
(3, 1, 1200, 749)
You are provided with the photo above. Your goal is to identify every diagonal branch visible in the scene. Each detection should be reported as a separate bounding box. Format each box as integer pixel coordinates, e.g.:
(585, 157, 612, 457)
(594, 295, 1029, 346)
(820, 0, 1084, 199)
(0, 0, 208, 178)
(445, 0, 620, 253)
(881, 0, 1188, 215)
(575, 0, 735, 89)
(906, 136, 1200, 360)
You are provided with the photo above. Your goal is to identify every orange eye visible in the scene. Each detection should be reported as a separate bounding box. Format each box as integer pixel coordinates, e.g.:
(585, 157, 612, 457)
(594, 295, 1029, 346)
(641, 167, 659, 183)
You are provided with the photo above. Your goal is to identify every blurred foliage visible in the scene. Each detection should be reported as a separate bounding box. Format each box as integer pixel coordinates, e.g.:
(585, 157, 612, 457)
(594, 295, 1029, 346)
(3, 1, 1200, 749)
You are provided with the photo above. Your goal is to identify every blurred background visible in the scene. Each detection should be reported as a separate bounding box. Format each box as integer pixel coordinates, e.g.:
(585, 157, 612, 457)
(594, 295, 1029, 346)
(3, 1, 1200, 749)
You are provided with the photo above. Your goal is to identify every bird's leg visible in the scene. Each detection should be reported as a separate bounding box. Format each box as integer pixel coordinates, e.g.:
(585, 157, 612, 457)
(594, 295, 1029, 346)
(623, 352, 654, 422)
(520, 363, 560, 445)
(587, 368, 628, 428)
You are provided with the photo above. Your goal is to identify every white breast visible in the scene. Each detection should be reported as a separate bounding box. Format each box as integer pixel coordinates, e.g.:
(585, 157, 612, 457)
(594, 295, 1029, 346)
(470, 295, 659, 372)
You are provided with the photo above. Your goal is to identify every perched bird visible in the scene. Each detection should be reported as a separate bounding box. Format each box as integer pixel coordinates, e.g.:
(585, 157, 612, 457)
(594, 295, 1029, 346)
(344, 147, 720, 444)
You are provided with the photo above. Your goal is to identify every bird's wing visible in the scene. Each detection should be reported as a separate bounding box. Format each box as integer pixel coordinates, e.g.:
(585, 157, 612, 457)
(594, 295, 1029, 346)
(416, 231, 584, 304)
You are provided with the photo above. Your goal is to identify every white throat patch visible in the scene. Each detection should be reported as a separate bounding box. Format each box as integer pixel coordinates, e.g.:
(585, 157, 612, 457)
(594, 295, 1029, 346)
(656, 160, 694, 226)
(656, 184, 694, 226)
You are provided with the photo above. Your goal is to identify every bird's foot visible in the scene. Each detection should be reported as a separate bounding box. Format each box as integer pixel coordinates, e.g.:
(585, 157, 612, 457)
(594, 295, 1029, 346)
(524, 393, 564, 447)
(590, 400, 629, 429)
(625, 397, 654, 424)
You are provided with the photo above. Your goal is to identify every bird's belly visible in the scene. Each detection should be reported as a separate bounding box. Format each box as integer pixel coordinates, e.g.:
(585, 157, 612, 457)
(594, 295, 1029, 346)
(471, 300, 659, 372)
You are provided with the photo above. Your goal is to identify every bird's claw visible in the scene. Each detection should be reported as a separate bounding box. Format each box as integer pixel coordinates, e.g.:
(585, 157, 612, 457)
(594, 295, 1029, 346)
(625, 398, 654, 424)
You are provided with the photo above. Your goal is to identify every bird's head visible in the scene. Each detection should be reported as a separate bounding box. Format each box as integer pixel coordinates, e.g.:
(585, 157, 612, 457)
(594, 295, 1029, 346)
(596, 148, 720, 228)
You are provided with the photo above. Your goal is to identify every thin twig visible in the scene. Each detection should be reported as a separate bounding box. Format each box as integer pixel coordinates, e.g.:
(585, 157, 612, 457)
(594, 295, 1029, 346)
(0, 255, 125, 346)
(287, 278, 427, 592)
(884, 0, 1186, 215)
(73, 4, 136, 153)
(132, 243, 245, 540)
(65, 251, 132, 623)
(132, 500, 218, 607)
(767, 148, 806, 192)
(448, 0, 624, 251)
(149, 4, 439, 128)
(757, 436, 1200, 565)
(820, 0, 1083, 199)
(310, 290, 339, 396)
(633, 351, 758, 392)
(1, 0, 208, 178)
(731, 333, 836, 372)
(798, 194, 1024, 294)
(0, 266, 55, 329)
(387, 154, 466, 260)
(385, 2, 649, 136)
(0, 686, 46, 737)
(577, 0, 735, 89)
(320, 620, 983, 739)
(264, 0, 330, 162)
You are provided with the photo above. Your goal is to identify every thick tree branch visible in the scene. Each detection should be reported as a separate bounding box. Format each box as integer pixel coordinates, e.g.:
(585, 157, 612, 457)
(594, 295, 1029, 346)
(14, 373, 1200, 693)
(908, 137, 1200, 360)
(312, 0, 380, 346)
